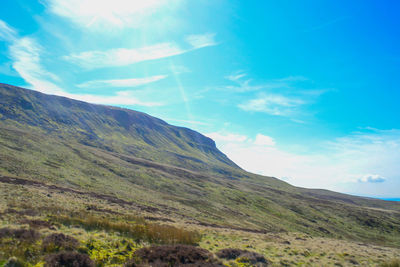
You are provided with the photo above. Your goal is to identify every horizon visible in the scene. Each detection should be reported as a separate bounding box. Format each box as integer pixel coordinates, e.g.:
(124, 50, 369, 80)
(1, 0, 400, 198)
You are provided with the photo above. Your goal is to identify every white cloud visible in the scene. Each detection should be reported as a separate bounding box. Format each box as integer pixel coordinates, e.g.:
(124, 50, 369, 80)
(185, 33, 217, 49)
(254, 134, 276, 146)
(43, 0, 180, 30)
(208, 129, 400, 196)
(238, 93, 304, 116)
(206, 132, 248, 143)
(68, 91, 162, 106)
(206, 132, 276, 147)
(358, 174, 385, 183)
(77, 75, 167, 88)
(65, 34, 217, 69)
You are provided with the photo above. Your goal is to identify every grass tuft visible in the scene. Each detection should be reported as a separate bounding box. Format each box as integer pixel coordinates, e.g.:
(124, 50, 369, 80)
(381, 259, 400, 267)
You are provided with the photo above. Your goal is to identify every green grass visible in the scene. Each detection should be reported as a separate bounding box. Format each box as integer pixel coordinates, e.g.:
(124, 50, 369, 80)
(0, 83, 400, 266)
(0, 84, 399, 248)
(0, 179, 399, 266)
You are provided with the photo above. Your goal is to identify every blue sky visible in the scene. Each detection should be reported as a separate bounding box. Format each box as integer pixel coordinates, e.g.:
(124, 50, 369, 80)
(0, 0, 399, 197)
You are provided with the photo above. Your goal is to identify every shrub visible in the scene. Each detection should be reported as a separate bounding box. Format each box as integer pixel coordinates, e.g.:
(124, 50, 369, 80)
(84, 238, 136, 266)
(3, 257, 27, 267)
(45, 252, 94, 267)
(0, 228, 41, 264)
(126, 245, 222, 266)
(216, 248, 268, 265)
(42, 233, 79, 252)
(237, 252, 268, 264)
(216, 248, 247, 260)
(0, 228, 40, 242)
(145, 224, 201, 245)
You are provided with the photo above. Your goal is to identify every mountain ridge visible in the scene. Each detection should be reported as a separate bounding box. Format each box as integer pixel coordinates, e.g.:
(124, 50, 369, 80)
(0, 83, 239, 174)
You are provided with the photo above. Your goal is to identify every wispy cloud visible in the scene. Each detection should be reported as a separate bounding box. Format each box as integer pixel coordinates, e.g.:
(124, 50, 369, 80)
(0, 20, 17, 41)
(185, 33, 217, 49)
(228, 72, 329, 118)
(226, 72, 247, 82)
(77, 75, 167, 88)
(0, 19, 65, 95)
(222, 72, 308, 93)
(223, 72, 264, 92)
(65, 33, 217, 69)
(43, 0, 181, 30)
(69, 91, 162, 106)
(1, 20, 163, 107)
(238, 93, 305, 116)
(9, 37, 64, 95)
(65, 43, 184, 69)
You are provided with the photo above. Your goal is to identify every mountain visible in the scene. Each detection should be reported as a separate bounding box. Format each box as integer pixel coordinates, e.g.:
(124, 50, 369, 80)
(1, 83, 400, 249)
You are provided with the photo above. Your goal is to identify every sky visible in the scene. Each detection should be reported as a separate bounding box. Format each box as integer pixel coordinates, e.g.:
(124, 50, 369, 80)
(0, 0, 399, 198)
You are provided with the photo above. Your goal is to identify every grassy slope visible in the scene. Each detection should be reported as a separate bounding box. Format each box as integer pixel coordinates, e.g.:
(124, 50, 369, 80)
(0, 83, 399, 248)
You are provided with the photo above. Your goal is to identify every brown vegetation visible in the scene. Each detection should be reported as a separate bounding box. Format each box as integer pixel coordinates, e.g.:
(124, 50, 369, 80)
(42, 233, 79, 252)
(126, 245, 223, 267)
(381, 259, 400, 267)
(51, 214, 200, 245)
(20, 219, 54, 229)
(216, 248, 268, 265)
(45, 252, 94, 267)
(0, 228, 41, 263)
(0, 227, 40, 242)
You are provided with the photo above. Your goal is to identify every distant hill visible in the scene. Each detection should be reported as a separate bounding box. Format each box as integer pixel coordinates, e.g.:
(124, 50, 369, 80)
(1, 83, 399, 246)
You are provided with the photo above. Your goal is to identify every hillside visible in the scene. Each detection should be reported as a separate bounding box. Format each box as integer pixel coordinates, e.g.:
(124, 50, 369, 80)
(0, 83, 400, 266)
